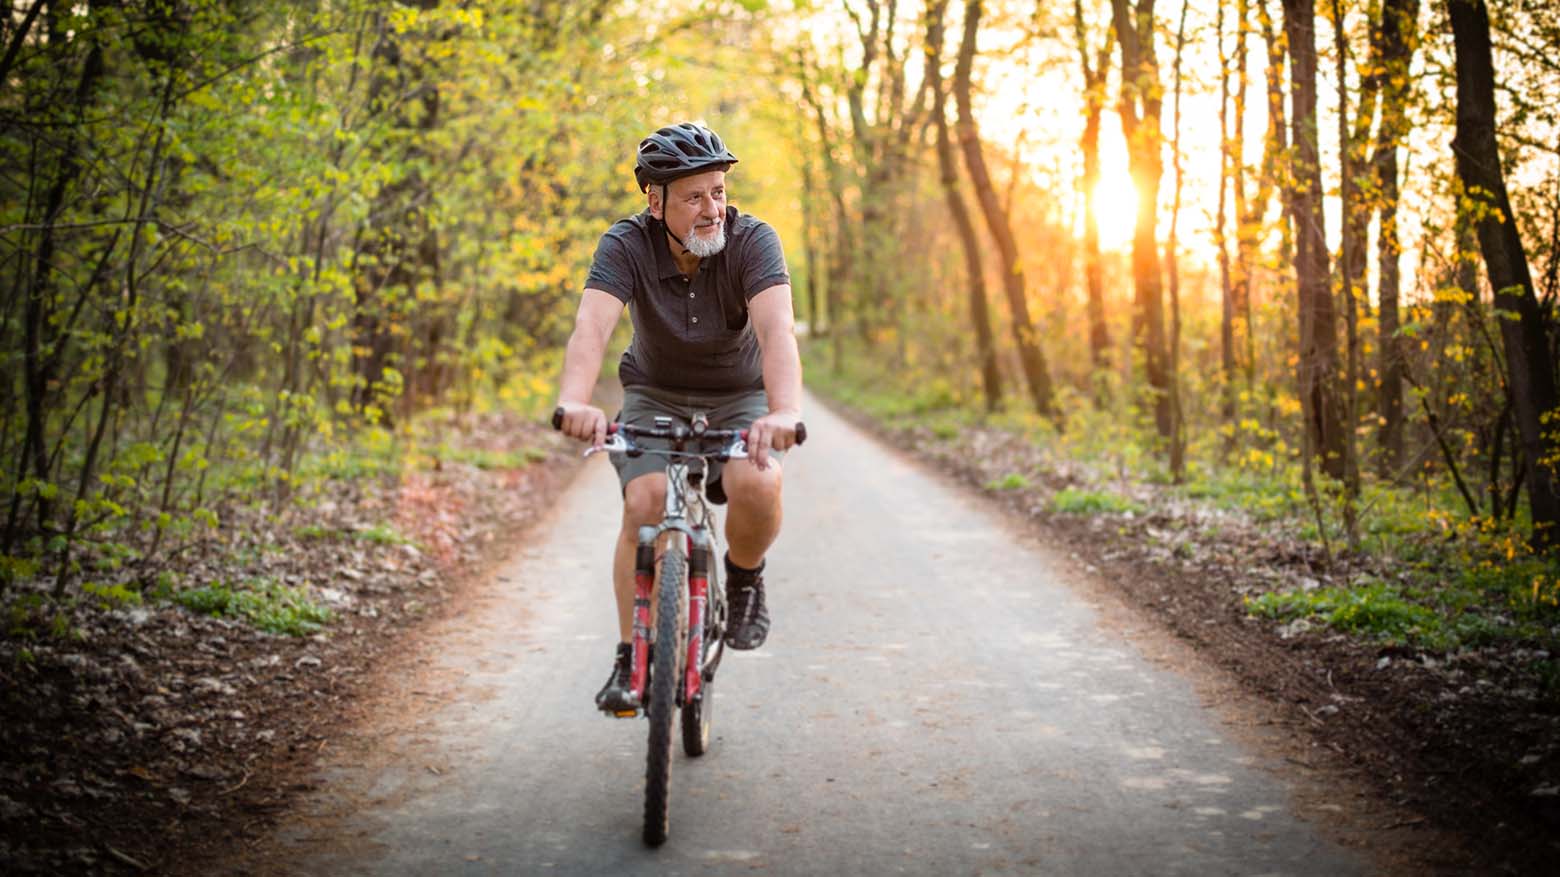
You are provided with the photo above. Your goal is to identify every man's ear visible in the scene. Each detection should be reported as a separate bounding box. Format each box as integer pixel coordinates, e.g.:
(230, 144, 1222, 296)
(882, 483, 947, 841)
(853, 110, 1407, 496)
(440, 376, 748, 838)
(647, 188, 662, 220)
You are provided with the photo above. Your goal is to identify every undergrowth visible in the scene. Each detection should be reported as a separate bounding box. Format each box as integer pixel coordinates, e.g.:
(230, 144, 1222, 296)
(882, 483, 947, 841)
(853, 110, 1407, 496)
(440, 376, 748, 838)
(170, 578, 332, 636)
(806, 344, 1560, 654)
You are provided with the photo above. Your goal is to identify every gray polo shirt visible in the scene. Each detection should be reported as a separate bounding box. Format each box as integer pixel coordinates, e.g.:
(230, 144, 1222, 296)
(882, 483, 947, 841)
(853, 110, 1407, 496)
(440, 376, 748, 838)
(585, 206, 789, 393)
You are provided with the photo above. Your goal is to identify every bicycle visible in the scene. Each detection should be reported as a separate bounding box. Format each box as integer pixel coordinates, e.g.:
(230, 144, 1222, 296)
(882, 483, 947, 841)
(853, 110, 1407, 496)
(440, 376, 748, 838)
(551, 408, 806, 846)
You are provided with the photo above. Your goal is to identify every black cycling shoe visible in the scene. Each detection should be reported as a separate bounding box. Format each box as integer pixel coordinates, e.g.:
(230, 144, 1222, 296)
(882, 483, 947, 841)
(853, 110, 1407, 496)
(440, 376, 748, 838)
(595, 642, 636, 713)
(724, 555, 770, 650)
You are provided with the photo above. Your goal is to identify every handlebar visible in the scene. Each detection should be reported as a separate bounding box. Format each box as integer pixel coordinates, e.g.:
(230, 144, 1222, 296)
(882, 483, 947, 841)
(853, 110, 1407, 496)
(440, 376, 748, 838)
(551, 407, 808, 452)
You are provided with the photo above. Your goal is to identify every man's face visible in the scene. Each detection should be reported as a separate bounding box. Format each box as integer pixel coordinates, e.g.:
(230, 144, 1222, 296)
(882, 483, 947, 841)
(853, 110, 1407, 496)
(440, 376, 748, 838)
(653, 170, 726, 255)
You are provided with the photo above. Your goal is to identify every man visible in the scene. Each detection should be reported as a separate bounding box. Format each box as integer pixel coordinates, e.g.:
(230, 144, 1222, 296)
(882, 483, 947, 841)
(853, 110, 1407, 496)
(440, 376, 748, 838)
(553, 123, 804, 712)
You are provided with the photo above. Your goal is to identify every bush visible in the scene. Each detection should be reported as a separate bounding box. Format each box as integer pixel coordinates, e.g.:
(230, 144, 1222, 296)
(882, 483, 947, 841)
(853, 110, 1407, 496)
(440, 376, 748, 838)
(1051, 488, 1144, 515)
(1249, 581, 1440, 645)
(172, 579, 332, 636)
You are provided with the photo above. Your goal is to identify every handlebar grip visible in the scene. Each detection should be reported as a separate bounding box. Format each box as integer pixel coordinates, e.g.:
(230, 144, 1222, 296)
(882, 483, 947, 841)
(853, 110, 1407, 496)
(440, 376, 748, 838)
(555, 407, 618, 437)
(737, 424, 808, 445)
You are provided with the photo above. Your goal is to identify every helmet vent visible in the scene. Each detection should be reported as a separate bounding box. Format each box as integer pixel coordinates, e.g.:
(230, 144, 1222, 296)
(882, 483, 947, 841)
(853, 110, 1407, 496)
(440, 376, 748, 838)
(632, 123, 739, 191)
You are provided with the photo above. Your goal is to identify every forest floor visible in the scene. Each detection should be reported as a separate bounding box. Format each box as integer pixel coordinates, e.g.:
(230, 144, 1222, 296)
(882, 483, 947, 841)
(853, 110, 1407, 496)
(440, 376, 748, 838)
(2, 398, 1558, 874)
(0, 412, 584, 875)
(819, 397, 1560, 875)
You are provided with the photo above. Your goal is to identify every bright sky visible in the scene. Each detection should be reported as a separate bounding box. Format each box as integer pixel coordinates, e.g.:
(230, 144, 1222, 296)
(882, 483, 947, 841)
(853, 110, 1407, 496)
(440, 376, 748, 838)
(772, 0, 1260, 258)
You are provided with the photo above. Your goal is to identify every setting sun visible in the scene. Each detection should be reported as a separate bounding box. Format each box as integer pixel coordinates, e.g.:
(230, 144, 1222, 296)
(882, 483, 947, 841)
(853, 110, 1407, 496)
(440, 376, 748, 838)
(1090, 175, 1139, 252)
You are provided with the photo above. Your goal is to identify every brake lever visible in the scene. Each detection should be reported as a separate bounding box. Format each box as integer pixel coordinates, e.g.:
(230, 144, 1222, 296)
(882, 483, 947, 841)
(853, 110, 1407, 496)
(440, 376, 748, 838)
(583, 434, 630, 458)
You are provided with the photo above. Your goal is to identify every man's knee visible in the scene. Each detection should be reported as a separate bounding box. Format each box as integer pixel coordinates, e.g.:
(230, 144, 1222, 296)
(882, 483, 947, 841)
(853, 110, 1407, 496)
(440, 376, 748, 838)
(722, 462, 783, 509)
(622, 474, 667, 527)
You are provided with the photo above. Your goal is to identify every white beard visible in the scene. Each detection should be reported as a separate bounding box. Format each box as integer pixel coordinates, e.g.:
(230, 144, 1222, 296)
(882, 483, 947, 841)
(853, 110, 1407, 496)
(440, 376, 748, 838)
(685, 222, 727, 258)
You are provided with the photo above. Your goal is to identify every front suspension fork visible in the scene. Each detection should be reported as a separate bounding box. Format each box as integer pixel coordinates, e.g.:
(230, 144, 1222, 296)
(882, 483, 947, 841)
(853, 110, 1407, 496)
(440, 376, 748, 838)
(685, 541, 710, 704)
(627, 529, 656, 710)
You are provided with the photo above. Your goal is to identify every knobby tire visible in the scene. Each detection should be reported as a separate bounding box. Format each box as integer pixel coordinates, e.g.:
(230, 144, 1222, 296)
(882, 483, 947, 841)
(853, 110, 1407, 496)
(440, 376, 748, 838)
(643, 547, 686, 847)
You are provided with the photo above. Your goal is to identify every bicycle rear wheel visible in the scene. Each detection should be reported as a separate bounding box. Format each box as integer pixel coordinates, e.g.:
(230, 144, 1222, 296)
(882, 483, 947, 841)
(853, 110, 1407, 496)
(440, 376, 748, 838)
(643, 546, 686, 847)
(681, 667, 714, 756)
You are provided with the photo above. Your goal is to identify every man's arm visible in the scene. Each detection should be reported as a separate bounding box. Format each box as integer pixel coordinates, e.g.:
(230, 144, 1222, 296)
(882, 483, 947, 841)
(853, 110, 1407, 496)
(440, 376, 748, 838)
(745, 283, 803, 468)
(556, 288, 625, 447)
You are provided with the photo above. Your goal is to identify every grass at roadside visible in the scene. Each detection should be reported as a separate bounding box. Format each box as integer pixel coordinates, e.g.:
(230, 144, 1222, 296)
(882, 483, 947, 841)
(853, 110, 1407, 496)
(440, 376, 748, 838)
(804, 345, 1560, 659)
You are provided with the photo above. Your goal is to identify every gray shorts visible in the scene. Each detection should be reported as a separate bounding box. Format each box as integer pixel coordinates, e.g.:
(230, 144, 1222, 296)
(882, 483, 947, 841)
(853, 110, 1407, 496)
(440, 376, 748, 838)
(610, 385, 782, 494)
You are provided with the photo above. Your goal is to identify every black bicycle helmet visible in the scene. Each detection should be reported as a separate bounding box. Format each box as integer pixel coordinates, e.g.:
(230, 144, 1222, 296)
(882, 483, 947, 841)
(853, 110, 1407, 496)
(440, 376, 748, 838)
(633, 123, 739, 192)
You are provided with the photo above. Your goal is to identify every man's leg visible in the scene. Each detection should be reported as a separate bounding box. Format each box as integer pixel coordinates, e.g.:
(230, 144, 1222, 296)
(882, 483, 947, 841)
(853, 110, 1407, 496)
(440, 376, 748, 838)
(597, 471, 665, 712)
(721, 460, 783, 568)
(612, 472, 667, 639)
(719, 460, 783, 649)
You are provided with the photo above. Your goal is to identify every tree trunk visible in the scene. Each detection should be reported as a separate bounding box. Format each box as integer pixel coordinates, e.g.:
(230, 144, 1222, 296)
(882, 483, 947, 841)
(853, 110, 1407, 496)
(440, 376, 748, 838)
(795, 51, 854, 364)
(1373, 0, 1417, 475)
(1110, 0, 1172, 441)
(797, 126, 823, 340)
(1283, 0, 1347, 480)
(1449, 0, 1560, 546)
(1258, 1, 1293, 278)
(8, 26, 107, 552)
(351, 6, 441, 426)
(0, 0, 45, 89)
(1217, 0, 1237, 431)
(1331, 0, 1361, 537)
(1234, 0, 1271, 395)
(928, 0, 1002, 413)
(1074, 0, 1113, 388)
(1167, 0, 1190, 481)
(955, 0, 1056, 419)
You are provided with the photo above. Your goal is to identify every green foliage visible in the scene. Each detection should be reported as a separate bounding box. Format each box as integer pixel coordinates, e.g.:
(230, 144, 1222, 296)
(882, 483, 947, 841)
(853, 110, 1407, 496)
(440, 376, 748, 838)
(353, 524, 413, 546)
(81, 582, 143, 610)
(6, 594, 47, 639)
(0, 555, 41, 587)
(171, 579, 332, 637)
(987, 473, 1032, 491)
(0, 0, 678, 590)
(809, 333, 1560, 658)
(430, 446, 548, 471)
(1051, 488, 1145, 515)
(1457, 544, 1560, 621)
(1249, 582, 1441, 644)
(298, 519, 415, 549)
(1248, 560, 1559, 652)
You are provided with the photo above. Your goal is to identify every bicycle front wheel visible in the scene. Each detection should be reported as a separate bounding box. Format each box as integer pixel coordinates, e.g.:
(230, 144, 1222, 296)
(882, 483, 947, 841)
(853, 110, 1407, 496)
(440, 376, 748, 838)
(643, 545, 686, 847)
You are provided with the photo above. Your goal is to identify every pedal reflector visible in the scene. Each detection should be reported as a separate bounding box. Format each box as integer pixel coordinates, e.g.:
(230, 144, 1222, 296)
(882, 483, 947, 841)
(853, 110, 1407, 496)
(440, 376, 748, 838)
(613, 709, 638, 718)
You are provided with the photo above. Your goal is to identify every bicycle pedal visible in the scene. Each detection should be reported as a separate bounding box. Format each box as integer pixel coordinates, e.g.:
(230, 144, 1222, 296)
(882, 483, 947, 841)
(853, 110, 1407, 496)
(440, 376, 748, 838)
(612, 709, 638, 719)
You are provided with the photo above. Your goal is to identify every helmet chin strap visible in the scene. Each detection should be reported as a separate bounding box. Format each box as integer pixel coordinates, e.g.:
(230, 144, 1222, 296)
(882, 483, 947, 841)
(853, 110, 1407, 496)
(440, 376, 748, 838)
(660, 184, 692, 256)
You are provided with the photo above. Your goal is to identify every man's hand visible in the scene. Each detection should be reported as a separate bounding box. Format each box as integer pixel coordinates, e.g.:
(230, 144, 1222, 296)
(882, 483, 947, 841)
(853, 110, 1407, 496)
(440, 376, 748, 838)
(556, 401, 609, 448)
(745, 410, 802, 470)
